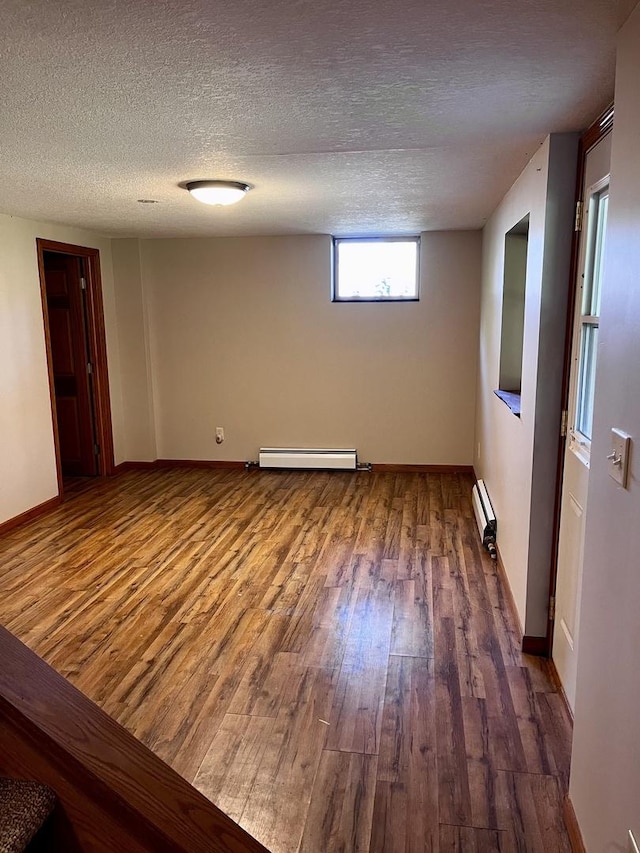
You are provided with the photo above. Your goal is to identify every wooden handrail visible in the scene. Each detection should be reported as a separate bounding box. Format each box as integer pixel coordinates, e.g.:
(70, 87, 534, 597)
(0, 625, 269, 852)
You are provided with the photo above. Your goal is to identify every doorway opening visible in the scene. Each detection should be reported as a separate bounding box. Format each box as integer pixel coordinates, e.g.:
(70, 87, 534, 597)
(37, 239, 115, 497)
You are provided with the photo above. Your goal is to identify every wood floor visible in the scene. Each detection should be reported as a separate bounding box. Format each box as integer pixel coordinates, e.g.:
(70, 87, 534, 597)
(0, 469, 572, 852)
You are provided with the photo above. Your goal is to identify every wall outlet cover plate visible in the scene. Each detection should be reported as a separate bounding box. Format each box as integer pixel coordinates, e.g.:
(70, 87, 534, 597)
(609, 428, 631, 488)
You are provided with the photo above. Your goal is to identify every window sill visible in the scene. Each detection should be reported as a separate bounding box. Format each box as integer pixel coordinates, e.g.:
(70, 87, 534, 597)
(332, 296, 419, 303)
(494, 389, 521, 417)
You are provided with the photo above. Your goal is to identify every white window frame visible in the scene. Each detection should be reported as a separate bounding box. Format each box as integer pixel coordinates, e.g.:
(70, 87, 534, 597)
(568, 176, 609, 464)
(332, 236, 420, 302)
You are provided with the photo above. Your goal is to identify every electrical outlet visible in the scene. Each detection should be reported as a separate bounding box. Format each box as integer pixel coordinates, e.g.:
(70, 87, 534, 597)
(215, 427, 224, 444)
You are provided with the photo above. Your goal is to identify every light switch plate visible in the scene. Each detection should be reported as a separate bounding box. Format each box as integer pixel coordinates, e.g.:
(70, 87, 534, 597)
(609, 428, 631, 488)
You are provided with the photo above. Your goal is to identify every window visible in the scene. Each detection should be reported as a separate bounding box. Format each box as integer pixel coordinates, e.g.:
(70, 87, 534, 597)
(332, 237, 420, 301)
(571, 183, 609, 454)
(496, 214, 529, 415)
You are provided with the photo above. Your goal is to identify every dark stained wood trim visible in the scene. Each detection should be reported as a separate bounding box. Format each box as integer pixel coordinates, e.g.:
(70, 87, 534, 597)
(495, 544, 524, 638)
(522, 635, 548, 656)
(371, 463, 475, 474)
(546, 101, 614, 659)
(112, 461, 158, 474)
(563, 796, 586, 853)
(548, 657, 574, 723)
(493, 543, 552, 660)
(113, 460, 250, 475)
(116, 461, 472, 475)
(36, 247, 64, 497)
(580, 102, 614, 155)
(0, 496, 61, 536)
(0, 626, 268, 853)
(36, 240, 116, 489)
(156, 459, 247, 470)
(114, 460, 248, 473)
(84, 250, 115, 477)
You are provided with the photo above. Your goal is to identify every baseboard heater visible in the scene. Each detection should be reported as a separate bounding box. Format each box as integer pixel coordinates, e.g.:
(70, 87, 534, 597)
(258, 447, 357, 471)
(472, 479, 497, 560)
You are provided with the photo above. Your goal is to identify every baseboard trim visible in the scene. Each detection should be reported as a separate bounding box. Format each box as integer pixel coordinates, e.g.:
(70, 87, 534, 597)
(494, 544, 550, 658)
(493, 546, 550, 658)
(155, 459, 247, 470)
(0, 495, 61, 536)
(495, 544, 524, 639)
(547, 657, 575, 723)
(371, 463, 475, 474)
(522, 635, 548, 656)
(115, 460, 473, 475)
(112, 461, 157, 474)
(114, 459, 247, 473)
(563, 796, 586, 853)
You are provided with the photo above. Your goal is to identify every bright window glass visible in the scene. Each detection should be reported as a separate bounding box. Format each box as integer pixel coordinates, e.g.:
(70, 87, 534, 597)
(573, 186, 609, 447)
(582, 191, 608, 317)
(576, 324, 598, 440)
(333, 238, 419, 301)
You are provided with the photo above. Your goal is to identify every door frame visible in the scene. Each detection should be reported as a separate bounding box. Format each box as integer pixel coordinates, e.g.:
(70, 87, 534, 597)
(37, 239, 115, 495)
(545, 104, 614, 657)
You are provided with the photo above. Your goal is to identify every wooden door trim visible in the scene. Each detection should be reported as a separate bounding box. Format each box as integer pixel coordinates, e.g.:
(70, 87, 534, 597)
(545, 104, 614, 658)
(37, 239, 115, 493)
(562, 796, 586, 853)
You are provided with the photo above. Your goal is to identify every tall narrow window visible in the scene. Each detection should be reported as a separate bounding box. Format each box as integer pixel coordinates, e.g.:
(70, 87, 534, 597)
(333, 237, 420, 301)
(572, 185, 609, 450)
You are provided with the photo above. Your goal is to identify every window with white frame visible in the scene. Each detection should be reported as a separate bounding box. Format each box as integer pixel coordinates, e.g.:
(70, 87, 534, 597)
(332, 237, 420, 301)
(571, 183, 609, 455)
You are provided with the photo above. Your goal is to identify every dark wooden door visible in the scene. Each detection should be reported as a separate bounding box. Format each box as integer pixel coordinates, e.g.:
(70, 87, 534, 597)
(43, 252, 98, 476)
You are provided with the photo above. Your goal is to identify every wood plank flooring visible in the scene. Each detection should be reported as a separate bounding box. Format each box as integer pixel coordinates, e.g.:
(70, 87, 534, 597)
(0, 469, 572, 852)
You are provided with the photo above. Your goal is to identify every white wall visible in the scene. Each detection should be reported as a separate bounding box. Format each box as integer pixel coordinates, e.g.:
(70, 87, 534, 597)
(1, 223, 481, 523)
(137, 231, 482, 465)
(570, 4, 640, 848)
(475, 135, 578, 633)
(476, 143, 547, 629)
(0, 214, 124, 525)
(111, 239, 157, 462)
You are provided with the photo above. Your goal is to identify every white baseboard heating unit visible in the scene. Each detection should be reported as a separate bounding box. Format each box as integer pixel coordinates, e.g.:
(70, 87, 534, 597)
(259, 447, 357, 471)
(472, 479, 497, 560)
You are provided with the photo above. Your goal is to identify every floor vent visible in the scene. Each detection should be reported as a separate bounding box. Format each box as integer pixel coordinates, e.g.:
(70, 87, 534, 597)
(258, 448, 357, 471)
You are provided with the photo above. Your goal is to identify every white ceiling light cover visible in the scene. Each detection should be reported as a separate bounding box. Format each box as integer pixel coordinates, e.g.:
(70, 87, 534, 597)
(186, 181, 251, 206)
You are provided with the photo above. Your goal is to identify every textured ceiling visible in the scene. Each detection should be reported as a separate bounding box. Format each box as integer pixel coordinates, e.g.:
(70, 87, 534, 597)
(0, 0, 635, 237)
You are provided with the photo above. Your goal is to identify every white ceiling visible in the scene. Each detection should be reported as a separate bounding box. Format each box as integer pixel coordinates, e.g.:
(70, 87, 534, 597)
(1, 0, 635, 237)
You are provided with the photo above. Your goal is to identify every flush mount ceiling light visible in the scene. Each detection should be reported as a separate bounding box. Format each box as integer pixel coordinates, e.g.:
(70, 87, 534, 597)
(185, 180, 251, 206)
